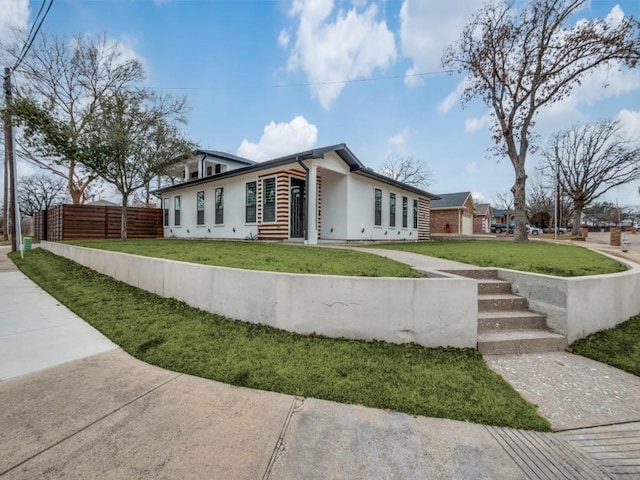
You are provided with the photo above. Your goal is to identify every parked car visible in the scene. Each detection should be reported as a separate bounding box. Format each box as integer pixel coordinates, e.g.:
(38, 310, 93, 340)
(491, 223, 542, 235)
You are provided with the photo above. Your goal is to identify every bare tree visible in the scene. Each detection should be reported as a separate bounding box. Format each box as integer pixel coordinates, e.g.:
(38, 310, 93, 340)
(3, 32, 145, 204)
(81, 89, 193, 240)
(543, 120, 640, 236)
(379, 154, 433, 189)
(442, 0, 640, 243)
(17, 174, 69, 217)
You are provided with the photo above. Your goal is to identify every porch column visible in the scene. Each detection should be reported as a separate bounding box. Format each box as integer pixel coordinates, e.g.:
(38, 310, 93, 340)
(307, 163, 318, 245)
(184, 164, 190, 181)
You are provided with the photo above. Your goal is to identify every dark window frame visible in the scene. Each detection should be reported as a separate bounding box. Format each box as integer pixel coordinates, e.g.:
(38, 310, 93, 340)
(174, 196, 181, 226)
(413, 199, 418, 229)
(374, 188, 382, 226)
(215, 187, 224, 225)
(389, 193, 396, 227)
(402, 196, 408, 228)
(163, 198, 169, 226)
(196, 191, 205, 225)
(262, 177, 276, 223)
(246, 181, 257, 223)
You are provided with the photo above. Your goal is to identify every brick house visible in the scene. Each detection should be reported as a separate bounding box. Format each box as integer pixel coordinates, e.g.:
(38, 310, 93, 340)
(430, 192, 474, 234)
(473, 203, 493, 233)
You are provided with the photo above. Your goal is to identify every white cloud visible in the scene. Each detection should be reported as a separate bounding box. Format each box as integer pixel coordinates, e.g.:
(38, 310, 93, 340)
(0, 0, 29, 43)
(438, 77, 468, 114)
(605, 4, 624, 26)
(400, 0, 478, 87)
(465, 112, 491, 133)
(237, 116, 318, 162)
(283, 0, 396, 109)
(278, 29, 290, 48)
(616, 110, 640, 141)
(388, 128, 408, 148)
(472, 191, 485, 203)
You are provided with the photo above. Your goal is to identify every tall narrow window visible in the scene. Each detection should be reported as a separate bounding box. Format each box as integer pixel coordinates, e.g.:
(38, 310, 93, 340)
(413, 199, 418, 229)
(174, 196, 181, 226)
(246, 181, 257, 223)
(215, 187, 224, 225)
(263, 177, 276, 222)
(389, 193, 396, 227)
(163, 198, 169, 226)
(374, 188, 382, 226)
(196, 191, 205, 225)
(402, 196, 408, 228)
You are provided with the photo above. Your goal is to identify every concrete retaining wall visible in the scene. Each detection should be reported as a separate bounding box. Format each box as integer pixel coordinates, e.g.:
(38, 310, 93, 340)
(497, 255, 640, 344)
(42, 242, 478, 349)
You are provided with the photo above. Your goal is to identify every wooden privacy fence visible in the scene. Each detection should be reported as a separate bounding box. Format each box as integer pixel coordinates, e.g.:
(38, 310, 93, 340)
(33, 205, 163, 241)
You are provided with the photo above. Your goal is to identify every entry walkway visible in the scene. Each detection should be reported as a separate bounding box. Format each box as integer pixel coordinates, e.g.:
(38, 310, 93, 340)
(1, 245, 639, 478)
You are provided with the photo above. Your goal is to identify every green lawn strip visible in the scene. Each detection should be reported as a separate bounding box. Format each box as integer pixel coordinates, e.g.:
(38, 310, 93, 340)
(571, 315, 640, 376)
(66, 239, 422, 278)
(372, 240, 625, 277)
(10, 249, 550, 431)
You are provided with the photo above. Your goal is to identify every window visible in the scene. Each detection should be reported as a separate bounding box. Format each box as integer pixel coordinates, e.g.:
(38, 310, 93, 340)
(374, 188, 382, 226)
(246, 181, 257, 223)
(263, 177, 276, 222)
(206, 166, 212, 176)
(389, 193, 396, 227)
(215, 164, 222, 174)
(402, 196, 408, 228)
(163, 198, 169, 226)
(215, 187, 224, 225)
(174, 196, 181, 226)
(196, 191, 205, 225)
(413, 199, 418, 229)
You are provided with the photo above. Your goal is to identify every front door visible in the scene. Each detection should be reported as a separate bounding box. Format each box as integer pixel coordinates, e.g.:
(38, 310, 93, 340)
(290, 178, 305, 238)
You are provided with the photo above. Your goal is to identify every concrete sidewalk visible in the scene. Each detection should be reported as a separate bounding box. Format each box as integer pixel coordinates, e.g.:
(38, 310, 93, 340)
(1, 246, 638, 479)
(0, 246, 117, 383)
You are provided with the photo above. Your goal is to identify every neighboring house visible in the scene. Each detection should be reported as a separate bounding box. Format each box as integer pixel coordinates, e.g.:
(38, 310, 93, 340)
(430, 192, 474, 235)
(492, 208, 514, 226)
(473, 203, 493, 234)
(153, 144, 438, 243)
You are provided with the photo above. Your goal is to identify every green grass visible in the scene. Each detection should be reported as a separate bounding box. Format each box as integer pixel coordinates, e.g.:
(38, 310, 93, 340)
(66, 239, 422, 277)
(373, 240, 626, 277)
(9, 249, 550, 431)
(571, 315, 640, 376)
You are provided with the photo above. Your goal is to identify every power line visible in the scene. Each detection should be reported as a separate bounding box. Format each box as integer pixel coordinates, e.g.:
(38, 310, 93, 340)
(152, 69, 454, 91)
(12, 0, 56, 72)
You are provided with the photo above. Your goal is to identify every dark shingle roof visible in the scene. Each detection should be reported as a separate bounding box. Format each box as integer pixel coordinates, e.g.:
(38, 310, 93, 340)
(430, 192, 472, 209)
(153, 144, 439, 199)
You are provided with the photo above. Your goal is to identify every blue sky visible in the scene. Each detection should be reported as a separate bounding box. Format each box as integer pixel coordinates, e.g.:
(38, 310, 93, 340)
(1, 0, 640, 207)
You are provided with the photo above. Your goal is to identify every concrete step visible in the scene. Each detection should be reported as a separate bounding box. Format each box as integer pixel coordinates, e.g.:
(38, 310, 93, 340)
(477, 279, 512, 295)
(478, 294, 529, 312)
(478, 329, 567, 355)
(442, 269, 498, 280)
(478, 311, 547, 332)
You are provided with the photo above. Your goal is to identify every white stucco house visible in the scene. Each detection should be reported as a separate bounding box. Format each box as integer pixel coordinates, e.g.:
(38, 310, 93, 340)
(153, 144, 437, 243)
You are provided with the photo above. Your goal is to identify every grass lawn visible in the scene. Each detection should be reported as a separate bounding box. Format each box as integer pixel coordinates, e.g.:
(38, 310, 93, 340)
(571, 315, 640, 376)
(373, 240, 626, 277)
(67, 239, 422, 277)
(10, 249, 551, 431)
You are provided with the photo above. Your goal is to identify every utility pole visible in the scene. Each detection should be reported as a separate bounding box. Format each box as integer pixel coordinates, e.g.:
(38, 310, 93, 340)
(4, 67, 18, 252)
(2, 67, 10, 242)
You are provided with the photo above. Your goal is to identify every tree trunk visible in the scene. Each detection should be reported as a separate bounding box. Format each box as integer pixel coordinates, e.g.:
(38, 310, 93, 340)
(572, 204, 583, 237)
(512, 170, 529, 243)
(121, 194, 128, 241)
